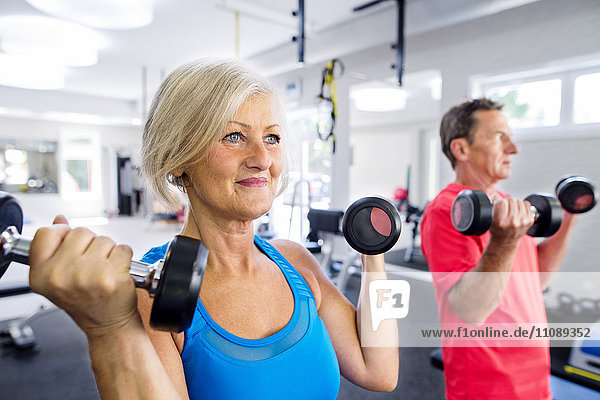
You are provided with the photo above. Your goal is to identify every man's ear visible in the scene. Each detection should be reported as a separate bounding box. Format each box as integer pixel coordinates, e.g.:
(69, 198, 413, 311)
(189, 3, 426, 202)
(450, 138, 470, 163)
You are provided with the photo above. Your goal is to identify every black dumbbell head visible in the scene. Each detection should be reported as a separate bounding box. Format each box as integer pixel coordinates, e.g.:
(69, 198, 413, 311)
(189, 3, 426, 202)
(525, 194, 563, 237)
(555, 175, 597, 214)
(451, 190, 493, 236)
(150, 235, 207, 332)
(0, 191, 23, 235)
(0, 191, 24, 279)
(342, 197, 401, 255)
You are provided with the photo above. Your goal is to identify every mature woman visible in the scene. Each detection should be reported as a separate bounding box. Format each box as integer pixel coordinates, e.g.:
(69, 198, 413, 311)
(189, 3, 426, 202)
(29, 59, 398, 399)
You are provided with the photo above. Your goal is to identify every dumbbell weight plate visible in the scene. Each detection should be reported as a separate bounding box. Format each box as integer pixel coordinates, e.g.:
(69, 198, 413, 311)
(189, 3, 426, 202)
(451, 190, 493, 236)
(342, 197, 401, 255)
(0, 192, 24, 279)
(555, 175, 597, 214)
(524, 194, 562, 237)
(150, 235, 207, 332)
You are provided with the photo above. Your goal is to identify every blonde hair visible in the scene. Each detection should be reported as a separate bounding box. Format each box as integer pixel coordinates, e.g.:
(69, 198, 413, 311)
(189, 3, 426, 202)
(142, 58, 290, 210)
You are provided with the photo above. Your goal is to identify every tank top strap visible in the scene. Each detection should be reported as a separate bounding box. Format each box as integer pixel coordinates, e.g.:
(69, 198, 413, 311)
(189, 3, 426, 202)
(253, 235, 314, 301)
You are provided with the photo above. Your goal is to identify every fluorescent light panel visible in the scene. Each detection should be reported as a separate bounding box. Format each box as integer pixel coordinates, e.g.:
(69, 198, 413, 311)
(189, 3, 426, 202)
(25, 0, 153, 29)
(0, 16, 102, 67)
(351, 87, 408, 112)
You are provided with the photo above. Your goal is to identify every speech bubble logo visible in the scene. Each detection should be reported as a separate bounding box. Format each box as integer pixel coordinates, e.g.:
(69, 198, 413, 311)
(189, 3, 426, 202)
(369, 279, 410, 331)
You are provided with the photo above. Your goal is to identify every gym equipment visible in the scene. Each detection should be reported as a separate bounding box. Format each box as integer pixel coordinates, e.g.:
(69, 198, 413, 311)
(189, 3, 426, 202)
(1, 303, 61, 349)
(555, 175, 597, 214)
(342, 196, 402, 255)
(451, 190, 562, 237)
(0, 192, 208, 332)
(569, 320, 600, 378)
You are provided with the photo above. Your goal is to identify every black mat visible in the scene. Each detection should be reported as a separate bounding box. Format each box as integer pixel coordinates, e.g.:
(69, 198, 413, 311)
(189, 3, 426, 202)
(0, 309, 99, 400)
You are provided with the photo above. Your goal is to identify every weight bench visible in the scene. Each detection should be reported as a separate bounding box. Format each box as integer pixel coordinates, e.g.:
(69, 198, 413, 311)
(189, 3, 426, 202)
(305, 208, 345, 271)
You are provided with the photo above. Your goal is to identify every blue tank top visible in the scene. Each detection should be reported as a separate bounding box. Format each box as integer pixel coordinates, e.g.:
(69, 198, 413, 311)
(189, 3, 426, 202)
(140, 235, 340, 400)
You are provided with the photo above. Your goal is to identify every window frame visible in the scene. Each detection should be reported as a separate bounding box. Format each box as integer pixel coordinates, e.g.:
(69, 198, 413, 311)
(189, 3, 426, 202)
(470, 60, 600, 141)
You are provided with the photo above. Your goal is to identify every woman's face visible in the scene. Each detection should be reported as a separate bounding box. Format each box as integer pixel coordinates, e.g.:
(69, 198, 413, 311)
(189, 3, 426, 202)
(187, 95, 284, 222)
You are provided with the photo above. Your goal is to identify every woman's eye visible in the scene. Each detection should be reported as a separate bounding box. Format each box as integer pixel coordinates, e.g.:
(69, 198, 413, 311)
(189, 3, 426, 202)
(224, 132, 242, 142)
(265, 134, 281, 144)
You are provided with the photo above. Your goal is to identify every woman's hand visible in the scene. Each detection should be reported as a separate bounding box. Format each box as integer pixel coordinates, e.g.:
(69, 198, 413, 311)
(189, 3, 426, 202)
(28, 215, 140, 339)
(360, 253, 386, 273)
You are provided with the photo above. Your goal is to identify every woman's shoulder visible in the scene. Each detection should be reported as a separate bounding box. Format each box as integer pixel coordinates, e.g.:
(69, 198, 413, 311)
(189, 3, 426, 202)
(268, 239, 322, 309)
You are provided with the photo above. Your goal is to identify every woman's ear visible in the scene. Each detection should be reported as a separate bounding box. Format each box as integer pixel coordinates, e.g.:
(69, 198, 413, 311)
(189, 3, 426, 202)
(170, 168, 184, 178)
(450, 138, 470, 163)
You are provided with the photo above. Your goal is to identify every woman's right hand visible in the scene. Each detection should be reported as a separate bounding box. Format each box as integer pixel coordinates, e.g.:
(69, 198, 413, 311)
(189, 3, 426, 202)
(28, 216, 140, 339)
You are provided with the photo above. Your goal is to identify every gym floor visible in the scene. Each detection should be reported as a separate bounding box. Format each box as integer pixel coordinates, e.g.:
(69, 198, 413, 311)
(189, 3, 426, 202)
(0, 215, 445, 400)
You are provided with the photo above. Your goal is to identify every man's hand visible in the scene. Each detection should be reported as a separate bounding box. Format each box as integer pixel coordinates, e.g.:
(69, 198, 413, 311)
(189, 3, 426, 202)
(489, 198, 535, 245)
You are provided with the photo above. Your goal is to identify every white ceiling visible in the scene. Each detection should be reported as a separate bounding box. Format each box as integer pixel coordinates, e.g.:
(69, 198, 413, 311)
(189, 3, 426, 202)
(0, 0, 386, 101)
(0, 0, 541, 104)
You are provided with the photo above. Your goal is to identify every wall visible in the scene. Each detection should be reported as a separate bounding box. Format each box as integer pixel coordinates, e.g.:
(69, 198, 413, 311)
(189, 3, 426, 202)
(264, 0, 600, 296)
(0, 116, 142, 219)
(349, 122, 435, 204)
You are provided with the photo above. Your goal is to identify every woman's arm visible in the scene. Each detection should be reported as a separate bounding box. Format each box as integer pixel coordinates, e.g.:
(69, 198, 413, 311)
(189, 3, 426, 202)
(273, 240, 399, 392)
(87, 317, 185, 400)
(28, 223, 185, 400)
(137, 290, 190, 399)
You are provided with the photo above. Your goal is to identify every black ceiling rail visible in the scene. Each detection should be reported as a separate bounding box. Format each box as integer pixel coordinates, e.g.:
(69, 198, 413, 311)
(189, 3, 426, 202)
(292, 0, 305, 64)
(353, 0, 405, 86)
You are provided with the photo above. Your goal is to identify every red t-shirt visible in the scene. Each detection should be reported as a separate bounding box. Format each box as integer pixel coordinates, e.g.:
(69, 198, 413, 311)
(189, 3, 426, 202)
(421, 183, 551, 400)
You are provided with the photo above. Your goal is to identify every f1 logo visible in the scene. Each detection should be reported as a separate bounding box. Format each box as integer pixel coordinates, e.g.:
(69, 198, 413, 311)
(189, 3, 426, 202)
(369, 280, 410, 331)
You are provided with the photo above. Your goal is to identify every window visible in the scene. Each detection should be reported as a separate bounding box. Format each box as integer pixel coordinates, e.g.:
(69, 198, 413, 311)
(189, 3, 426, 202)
(573, 72, 600, 124)
(472, 58, 600, 137)
(484, 79, 562, 128)
(0, 140, 59, 193)
(267, 107, 333, 241)
(60, 131, 101, 200)
(65, 159, 91, 192)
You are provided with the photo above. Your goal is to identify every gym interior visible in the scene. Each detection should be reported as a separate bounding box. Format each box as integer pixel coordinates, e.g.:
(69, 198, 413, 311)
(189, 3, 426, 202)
(0, 0, 599, 398)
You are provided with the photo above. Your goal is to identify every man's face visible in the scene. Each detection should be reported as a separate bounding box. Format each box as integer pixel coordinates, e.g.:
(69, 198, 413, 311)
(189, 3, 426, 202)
(466, 110, 518, 184)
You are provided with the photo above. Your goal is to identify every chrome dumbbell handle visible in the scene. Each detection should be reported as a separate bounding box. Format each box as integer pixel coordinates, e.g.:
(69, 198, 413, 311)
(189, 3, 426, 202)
(129, 258, 164, 295)
(1, 226, 29, 266)
(529, 205, 540, 221)
(0, 225, 164, 296)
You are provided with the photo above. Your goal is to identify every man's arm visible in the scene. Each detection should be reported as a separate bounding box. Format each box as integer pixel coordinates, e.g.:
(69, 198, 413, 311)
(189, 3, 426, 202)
(448, 198, 534, 325)
(537, 212, 578, 290)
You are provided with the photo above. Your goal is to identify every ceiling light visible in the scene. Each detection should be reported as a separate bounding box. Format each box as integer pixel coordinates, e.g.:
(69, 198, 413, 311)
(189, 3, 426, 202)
(0, 54, 66, 90)
(25, 0, 154, 30)
(351, 87, 408, 112)
(0, 16, 102, 67)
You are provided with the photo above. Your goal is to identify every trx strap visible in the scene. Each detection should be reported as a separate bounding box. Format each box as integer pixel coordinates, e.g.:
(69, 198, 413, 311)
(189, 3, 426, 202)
(316, 58, 344, 153)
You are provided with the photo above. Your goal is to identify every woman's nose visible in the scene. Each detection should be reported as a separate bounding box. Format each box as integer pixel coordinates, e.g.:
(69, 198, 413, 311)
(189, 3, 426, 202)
(245, 140, 271, 171)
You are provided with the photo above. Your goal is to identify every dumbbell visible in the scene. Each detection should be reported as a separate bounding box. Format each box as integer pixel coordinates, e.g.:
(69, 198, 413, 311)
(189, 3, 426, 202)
(451, 191, 563, 237)
(0, 192, 208, 333)
(342, 197, 402, 255)
(452, 175, 598, 237)
(555, 175, 597, 214)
